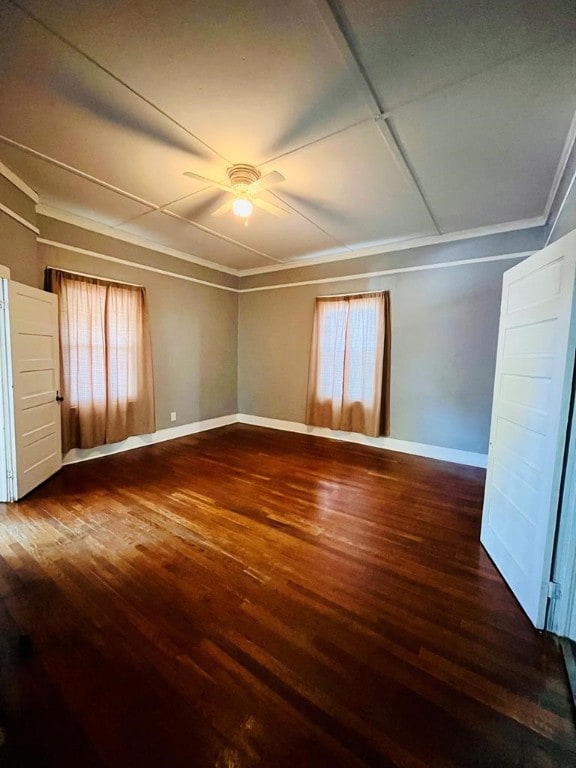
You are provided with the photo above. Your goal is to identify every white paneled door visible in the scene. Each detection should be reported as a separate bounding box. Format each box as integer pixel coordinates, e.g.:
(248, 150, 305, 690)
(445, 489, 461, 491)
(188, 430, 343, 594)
(481, 230, 576, 628)
(8, 280, 62, 499)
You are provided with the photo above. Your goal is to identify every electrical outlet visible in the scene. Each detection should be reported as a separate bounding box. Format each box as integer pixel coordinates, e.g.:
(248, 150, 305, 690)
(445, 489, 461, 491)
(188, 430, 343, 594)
(170, 411, 177, 422)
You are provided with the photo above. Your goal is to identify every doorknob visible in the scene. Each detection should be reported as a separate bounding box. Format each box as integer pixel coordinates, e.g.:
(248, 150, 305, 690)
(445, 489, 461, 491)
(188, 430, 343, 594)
(56, 391, 64, 402)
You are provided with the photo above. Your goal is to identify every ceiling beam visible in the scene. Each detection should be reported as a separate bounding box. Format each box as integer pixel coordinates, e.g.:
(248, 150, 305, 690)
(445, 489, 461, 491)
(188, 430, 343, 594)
(162, 210, 284, 264)
(0, 135, 157, 208)
(0, 136, 280, 263)
(260, 118, 373, 167)
(8, 0, 230, 165)
(373, 118, 442, 234)
(313, 0, 441, 234)
(313, 0, 382, 117)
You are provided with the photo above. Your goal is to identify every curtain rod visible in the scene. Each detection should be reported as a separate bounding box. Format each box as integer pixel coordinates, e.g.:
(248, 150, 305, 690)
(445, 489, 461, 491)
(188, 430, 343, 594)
(320, 290, 385, 298)
(46, 266, 143, 288)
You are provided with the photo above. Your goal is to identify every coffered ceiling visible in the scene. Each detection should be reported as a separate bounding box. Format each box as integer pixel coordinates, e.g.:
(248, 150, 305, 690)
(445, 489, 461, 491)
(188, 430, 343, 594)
(0, 0, 575, 272)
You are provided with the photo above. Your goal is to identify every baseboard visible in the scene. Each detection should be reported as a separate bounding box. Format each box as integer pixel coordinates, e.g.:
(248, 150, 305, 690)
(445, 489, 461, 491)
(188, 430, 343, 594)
(236, 414, 488, 468)
(62, 414, 238, 465)
(62, 412, 488, 469)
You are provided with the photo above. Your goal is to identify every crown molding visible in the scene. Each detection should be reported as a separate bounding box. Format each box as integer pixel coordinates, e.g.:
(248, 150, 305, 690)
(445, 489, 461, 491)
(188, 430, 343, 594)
(238, 216, 545, 276)
(0, 202, 40, 234)
(38, 237, 529, 296)
(0, 144, 550, 279)
(34, 204, 545, 286)
(38, 238, 239, 293)
(36, 204, 240, 276)
(0, 160, 39, 202)
(239, 251, 531, 293)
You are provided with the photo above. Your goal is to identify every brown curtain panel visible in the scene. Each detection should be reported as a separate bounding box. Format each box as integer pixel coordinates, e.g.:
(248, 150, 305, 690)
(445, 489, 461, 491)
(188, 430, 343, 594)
(45, 269, 155, 451)
(306, 291, 390, 437)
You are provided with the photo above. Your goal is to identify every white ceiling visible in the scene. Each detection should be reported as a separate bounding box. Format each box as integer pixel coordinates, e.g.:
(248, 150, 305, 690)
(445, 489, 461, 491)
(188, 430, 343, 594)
(0, 0, 574, 272)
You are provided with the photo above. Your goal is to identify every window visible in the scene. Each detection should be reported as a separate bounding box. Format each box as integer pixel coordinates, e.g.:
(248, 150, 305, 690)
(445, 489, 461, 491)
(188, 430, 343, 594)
(306, 292, 390, 437)
(62, 280, 142, 407)
(45, 269, 155, 451)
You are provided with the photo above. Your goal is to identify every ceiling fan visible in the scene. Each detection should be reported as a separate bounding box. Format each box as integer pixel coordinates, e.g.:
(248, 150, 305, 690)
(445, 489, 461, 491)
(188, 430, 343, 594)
(184, 163, 289, 221)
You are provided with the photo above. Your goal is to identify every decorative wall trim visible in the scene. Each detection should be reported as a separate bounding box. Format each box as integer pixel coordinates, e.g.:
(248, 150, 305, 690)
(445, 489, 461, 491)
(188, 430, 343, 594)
(37, 240, 530, 296)
(38, 239, 240, 293)
(0, 202, 40, 234)
(544, 107, 576, 222)
(236, 414, 488, 468)
(0, 160, 39, 202)
(37, 203, 545, 283)
(239, 251, 532, 293)
(62, 414, 238, 465)
(37, 204, 240, 276)
(239, 217, 545, 276)
(546, 168, 576, 247)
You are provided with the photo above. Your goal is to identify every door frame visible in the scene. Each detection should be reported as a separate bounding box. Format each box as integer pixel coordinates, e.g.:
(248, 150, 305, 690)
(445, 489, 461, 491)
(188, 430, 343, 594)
(548, 352, 576, 640)
(0, 272, 17, 502)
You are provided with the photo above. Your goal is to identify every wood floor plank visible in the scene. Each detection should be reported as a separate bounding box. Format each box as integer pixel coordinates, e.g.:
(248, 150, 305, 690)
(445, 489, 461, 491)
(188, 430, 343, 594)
(0, 424, 574, 767)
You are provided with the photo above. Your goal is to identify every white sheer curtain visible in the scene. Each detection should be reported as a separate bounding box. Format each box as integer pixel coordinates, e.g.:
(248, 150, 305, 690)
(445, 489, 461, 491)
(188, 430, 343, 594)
(306, 292, 390, 437)
(46, 269, 155, 451)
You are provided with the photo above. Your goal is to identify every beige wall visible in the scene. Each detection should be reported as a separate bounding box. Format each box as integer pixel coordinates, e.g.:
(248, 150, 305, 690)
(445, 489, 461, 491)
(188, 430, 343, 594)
(0, 177, 39, 286)
(0, 175, 238, 432)
(0, 175, 37, 224)
(0, 212, 39, 286)
(38, 215, 239, 291)
(240, 228, 543, 290)
(37, 228, 238, 430)
(238, 228, 545, 454)
(0, 164, 554, 457)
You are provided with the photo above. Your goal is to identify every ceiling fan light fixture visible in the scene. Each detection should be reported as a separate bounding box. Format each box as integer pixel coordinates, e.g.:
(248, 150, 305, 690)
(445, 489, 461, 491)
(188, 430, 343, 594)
(232, 197, 253, 218)
(185, 163, 287, 220)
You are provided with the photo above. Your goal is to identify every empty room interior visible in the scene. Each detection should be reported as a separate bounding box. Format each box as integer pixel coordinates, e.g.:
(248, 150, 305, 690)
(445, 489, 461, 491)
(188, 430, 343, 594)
(1, 0, 576, 766)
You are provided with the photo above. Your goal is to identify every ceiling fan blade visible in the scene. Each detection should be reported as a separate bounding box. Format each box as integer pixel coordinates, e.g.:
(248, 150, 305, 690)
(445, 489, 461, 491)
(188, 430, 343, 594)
(211, 199, 235, 217)
(253, 197, 290, 218)
(248, 171, 285, 195)
(184, 171, 231, 193)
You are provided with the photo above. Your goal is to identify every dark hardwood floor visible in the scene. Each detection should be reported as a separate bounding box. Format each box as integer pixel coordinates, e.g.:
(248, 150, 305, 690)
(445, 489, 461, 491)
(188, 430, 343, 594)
(0, 424, 574, 767)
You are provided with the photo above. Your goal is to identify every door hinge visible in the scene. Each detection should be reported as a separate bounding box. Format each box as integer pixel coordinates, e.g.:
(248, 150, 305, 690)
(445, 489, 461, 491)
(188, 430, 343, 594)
(6, 470, 13, 480)
(0, 299, 5, 311)
(548, 581, 562, 600)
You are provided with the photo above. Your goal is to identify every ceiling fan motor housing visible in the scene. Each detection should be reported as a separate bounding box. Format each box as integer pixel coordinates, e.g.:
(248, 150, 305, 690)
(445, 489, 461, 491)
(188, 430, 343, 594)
(228, 164, 260, 193)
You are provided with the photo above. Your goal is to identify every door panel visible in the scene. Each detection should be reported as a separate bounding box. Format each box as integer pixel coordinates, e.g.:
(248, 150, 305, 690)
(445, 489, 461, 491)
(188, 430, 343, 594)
(481, 230, 576, 628)
(9, 281, 62, 498)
